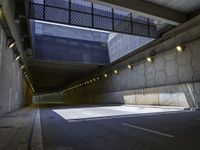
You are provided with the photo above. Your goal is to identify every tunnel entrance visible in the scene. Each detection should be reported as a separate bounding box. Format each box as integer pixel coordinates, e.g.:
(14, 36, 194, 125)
(1, 0, 200, 149)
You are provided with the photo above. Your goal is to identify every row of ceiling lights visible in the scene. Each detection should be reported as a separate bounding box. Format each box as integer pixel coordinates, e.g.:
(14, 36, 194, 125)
(0, 6, 34, 92)
(64, 44, 185, 92)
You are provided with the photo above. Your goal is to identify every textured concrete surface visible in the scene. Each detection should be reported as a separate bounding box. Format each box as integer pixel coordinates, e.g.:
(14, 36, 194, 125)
(108, 33, 154, 62)
(31, 21, 110, 64)
(0, 19, 32, 115)
(40, 105, 200, 150)
(34, 21, 109, 43)
(33, 35, 110, 64)
(0, 106, 43, 150)
(63, 16, 200, 108)
(64, 84, 192, 107)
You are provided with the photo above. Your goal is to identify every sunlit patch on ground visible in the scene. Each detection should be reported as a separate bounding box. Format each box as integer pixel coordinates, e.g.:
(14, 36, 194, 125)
(53, 105, 185, 122)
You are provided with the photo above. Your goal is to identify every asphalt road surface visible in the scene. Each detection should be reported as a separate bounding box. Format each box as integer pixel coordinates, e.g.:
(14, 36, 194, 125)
(39, 105, 200, 150)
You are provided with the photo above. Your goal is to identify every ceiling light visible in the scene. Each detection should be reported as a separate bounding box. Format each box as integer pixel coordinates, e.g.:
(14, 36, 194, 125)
(176, 45, 185, 52)
(21, 65, 25, 69)
(8, 41, 15, 49)
(15, 55, 21, 61)
(146, 57, 153, 62)
(93, 78, 96, 82)
(127, 64, 132, 69)
(87, 81, 89, 84)
(90, 80, 93, 83)
(96, 77, 100, 80)
(114, 70, 119, 74)
(104, 74, 108, 78)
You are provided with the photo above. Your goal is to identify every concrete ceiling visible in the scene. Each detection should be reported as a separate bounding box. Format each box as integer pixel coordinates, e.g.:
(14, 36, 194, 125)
(88, 0, 200, 25)
(87, 0, 188, 25)
(29, 60, 103, 93)
(145, 0, 200, 14)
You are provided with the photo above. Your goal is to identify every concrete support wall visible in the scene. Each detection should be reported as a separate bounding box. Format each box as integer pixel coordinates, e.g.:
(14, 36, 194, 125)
(63, 16, 200, 108)
(108, 33, 154, 62)
(0, 25, 32, 114)
(0, 0, 33, 115)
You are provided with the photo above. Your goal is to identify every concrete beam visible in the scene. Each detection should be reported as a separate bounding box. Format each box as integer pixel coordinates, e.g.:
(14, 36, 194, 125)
(87, 0, 188, 26)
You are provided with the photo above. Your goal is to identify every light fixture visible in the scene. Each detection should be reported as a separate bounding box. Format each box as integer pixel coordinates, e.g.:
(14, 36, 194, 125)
(146, 57, 153, 62)
(93, 78, 96, 82)
(114, 70, 119, 74)
(8, 40, 15, 49)
(21, 65, 24, 69)
(104, 74, 108, 78)
(176, 45, 185, 52)
(15, 55, 21, 61)
(90, 80, 93, 83)
(127, 64, 132, 69)
(87, 81, 89, 84)
(96, 77, 100, 80)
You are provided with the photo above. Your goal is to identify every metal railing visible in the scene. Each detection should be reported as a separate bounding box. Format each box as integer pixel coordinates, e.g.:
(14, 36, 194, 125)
(29, 0, 157, 37)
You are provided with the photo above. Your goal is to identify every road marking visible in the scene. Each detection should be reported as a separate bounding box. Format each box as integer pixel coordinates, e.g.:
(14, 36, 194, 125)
(123, 123, 174, 138)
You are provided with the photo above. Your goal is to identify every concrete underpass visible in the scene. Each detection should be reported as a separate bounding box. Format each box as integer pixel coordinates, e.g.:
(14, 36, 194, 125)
(0, 0, 200, 150)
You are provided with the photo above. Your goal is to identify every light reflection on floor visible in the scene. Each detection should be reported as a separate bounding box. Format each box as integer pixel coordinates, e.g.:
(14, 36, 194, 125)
(53, 105, 185, 122)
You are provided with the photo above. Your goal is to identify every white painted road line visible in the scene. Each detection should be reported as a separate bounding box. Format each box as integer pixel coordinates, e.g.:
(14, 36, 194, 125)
(123, 123, 174, 138)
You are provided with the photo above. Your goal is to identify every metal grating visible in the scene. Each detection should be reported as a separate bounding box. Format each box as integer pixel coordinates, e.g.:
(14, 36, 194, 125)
(46, 0, 69, 9)
(29, 0, 157, 37)
(45, 6, 69, 23)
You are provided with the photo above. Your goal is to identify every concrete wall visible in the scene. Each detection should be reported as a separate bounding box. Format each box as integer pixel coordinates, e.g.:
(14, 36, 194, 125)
(63, 15, 200, 108)
(0, 0, 26, 59)
(0, 25, 32, 114)
(33, 21, 109, 43)
(0, 0, 33, 115)
(108, 32, 154, 62)
(33, 35, 110, 64)
(33, 92, 65, 104)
